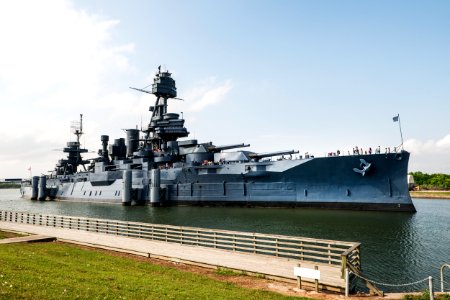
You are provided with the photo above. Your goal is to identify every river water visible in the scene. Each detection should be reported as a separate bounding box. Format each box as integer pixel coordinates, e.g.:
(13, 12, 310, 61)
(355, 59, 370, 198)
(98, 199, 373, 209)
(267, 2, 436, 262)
(0, 189, 449, 292)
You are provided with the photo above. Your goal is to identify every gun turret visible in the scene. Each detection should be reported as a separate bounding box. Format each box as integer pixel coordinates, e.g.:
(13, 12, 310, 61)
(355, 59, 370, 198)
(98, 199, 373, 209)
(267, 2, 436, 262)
(208, 143, 250, 152)
(248, 150, 299, 160)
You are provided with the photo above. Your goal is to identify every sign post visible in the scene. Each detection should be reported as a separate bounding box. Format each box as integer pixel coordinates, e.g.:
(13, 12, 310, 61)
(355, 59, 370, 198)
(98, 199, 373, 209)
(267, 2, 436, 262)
(297, 263, 302, 289)
(314, 266, 319, 292)
(294, 265, 321, 292)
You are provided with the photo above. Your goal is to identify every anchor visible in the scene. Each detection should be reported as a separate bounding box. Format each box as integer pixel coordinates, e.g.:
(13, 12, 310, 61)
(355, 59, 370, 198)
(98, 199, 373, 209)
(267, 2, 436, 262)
(353, 159, 372, 176)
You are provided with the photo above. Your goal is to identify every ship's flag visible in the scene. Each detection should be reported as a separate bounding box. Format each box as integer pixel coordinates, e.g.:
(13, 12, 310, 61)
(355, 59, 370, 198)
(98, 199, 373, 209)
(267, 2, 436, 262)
(393, 114, 399, 122)
(28, 166, 31, 171)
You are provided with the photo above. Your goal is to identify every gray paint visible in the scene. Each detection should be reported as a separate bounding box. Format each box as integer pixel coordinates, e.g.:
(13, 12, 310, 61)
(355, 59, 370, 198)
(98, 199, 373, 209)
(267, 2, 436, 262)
(21, 67, 416, 212)
(150, 168, 161, 205)
(38, 176, 46, 201)
(122, 170, 132, 205)
(31, 176, 39, 200)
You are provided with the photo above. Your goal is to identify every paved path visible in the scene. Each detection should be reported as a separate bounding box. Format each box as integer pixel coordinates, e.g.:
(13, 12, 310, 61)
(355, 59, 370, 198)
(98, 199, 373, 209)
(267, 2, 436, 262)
(0, 221, 345, 291)
(0, 234, 56, 244)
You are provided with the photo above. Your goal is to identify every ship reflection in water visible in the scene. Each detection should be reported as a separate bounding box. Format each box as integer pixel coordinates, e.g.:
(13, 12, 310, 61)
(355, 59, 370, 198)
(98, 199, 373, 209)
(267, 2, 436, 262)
(1, 189, 449, 292)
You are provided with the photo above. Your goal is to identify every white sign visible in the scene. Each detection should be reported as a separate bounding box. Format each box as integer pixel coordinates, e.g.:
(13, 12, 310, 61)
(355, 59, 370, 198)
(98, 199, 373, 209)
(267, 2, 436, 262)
(294, 267, 321, 280)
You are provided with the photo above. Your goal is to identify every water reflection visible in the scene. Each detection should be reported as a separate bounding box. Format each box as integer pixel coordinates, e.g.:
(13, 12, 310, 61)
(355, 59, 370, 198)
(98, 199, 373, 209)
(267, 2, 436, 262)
(1, 189, 449, 292)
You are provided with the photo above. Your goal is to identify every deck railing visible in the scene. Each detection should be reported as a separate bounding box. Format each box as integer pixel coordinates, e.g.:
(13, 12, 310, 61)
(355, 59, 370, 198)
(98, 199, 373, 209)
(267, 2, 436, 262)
(0, 210, 360, 271)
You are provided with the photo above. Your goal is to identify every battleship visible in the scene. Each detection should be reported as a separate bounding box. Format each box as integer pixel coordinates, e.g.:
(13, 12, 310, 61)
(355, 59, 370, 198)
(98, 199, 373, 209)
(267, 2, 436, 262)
(20, 67, 416, 212)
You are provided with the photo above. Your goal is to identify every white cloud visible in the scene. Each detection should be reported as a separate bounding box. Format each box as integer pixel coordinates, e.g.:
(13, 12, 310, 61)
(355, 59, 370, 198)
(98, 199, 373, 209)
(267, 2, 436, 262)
(183, 77, 233, 112)
(0, 1, 133, 96)
(0, 0, 137, 178)
(404, 135, 450, 155)
(436, 134, 450, 148)
(0, 1, 235, 178)
(404, 135, 450, 173)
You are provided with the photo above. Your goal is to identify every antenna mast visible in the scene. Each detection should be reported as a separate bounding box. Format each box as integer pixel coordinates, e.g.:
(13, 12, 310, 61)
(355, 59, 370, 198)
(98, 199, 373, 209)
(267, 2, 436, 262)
(75, 114, 83, 143)
(70, 114, 84, 144)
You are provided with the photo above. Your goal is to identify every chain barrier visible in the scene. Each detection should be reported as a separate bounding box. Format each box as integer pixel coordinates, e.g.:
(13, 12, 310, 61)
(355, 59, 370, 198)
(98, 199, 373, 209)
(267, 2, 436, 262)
(442, 279, 450, 291)
(351, 271, 429, 287)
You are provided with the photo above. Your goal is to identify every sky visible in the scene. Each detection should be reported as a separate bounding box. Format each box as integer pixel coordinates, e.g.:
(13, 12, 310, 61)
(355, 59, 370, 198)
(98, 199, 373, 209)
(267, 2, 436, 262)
(0, 0, 449, 178)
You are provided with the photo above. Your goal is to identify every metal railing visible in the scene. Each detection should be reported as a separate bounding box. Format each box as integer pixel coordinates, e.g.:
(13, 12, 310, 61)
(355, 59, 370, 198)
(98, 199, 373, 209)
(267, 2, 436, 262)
(0, 210, 360, 269)
(441, 264, 450, 292)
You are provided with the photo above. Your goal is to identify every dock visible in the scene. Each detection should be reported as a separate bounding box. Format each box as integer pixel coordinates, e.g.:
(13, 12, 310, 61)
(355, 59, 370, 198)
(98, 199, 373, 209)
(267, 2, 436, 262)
(0, 210, 362, 293)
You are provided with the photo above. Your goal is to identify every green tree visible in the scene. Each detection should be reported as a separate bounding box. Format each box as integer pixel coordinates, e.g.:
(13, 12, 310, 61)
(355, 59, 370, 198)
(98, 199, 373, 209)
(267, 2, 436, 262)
(409, 172, 450, 190)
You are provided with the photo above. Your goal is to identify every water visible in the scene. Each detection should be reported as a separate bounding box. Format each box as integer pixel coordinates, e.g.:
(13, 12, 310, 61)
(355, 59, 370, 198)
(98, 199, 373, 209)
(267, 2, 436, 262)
(1, 189, 449, 292)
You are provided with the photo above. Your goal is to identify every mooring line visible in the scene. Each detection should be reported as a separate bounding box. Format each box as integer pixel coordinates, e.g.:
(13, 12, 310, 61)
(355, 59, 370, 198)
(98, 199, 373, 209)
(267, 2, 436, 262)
(351, 272, 429, 287)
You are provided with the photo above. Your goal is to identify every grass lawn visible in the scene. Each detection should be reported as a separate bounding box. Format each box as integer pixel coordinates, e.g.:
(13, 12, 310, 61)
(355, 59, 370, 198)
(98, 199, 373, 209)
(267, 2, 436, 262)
(0, 241, 304, 299)
(0, 230, 23, 239)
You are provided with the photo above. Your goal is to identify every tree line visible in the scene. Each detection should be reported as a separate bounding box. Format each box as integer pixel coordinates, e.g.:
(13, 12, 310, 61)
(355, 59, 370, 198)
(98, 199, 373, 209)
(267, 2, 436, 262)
(409, 172, 450, 190)
(0, 182, 21, 189)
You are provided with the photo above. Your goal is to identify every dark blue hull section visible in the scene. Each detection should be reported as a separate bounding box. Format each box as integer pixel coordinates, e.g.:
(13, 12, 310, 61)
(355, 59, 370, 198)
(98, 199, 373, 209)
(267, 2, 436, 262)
(21, 152, 415, 212)
(165, 152, 415, 212)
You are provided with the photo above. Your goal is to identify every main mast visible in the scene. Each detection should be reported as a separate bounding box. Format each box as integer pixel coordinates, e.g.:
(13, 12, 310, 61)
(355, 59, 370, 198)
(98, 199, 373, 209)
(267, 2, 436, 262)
(55, 114, 89, 175)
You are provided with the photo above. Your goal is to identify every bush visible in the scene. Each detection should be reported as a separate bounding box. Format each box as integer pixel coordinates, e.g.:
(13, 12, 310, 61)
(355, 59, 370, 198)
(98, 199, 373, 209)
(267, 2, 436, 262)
(0, 182, 20, 189)
(409, 172, 450, 190)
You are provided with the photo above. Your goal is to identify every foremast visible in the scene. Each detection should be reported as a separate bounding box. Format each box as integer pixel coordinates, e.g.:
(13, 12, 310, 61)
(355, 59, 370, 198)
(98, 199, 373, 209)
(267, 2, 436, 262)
(131, 67, 188, 151)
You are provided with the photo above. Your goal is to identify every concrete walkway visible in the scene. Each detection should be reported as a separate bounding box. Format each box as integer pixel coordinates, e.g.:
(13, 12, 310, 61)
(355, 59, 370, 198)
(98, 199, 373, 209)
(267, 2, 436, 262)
(0, 221, 344, 291)
(0, 234, 56, 244)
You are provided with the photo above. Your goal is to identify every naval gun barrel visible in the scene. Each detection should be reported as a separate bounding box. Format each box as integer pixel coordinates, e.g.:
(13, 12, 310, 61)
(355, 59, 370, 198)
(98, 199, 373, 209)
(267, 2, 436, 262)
(208, 143, 250, 152)
(248, 149, 299, 160)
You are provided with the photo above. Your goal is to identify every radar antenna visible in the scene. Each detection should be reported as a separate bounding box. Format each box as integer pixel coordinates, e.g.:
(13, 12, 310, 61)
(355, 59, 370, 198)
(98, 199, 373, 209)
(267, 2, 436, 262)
(70, 114, 84, 143)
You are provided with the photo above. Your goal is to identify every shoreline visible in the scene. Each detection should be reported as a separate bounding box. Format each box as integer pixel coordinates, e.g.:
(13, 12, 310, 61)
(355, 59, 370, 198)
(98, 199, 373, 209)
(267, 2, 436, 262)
(410, 191, 450, 199)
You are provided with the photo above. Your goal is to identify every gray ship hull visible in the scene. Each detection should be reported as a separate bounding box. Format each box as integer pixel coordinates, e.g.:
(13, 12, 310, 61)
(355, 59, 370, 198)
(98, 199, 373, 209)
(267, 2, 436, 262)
(20, 68, 415, 212)
(166, 152, 414, 212)
(21, 151, 415, 212)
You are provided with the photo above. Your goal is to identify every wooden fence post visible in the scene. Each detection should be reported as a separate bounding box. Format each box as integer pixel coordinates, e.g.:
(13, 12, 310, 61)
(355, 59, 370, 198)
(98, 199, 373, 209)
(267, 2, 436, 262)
(315, 266, 319, 292)
(345, 266, 349, 297)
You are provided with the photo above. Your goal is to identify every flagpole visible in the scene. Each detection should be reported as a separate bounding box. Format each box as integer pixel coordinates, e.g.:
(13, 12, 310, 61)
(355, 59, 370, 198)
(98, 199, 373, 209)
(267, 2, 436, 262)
(397, 114, 404, 150)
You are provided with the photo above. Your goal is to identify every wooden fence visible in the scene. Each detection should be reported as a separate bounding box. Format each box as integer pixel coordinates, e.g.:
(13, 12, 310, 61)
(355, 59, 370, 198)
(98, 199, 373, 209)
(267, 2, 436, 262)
(0, 210, 360, 275)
